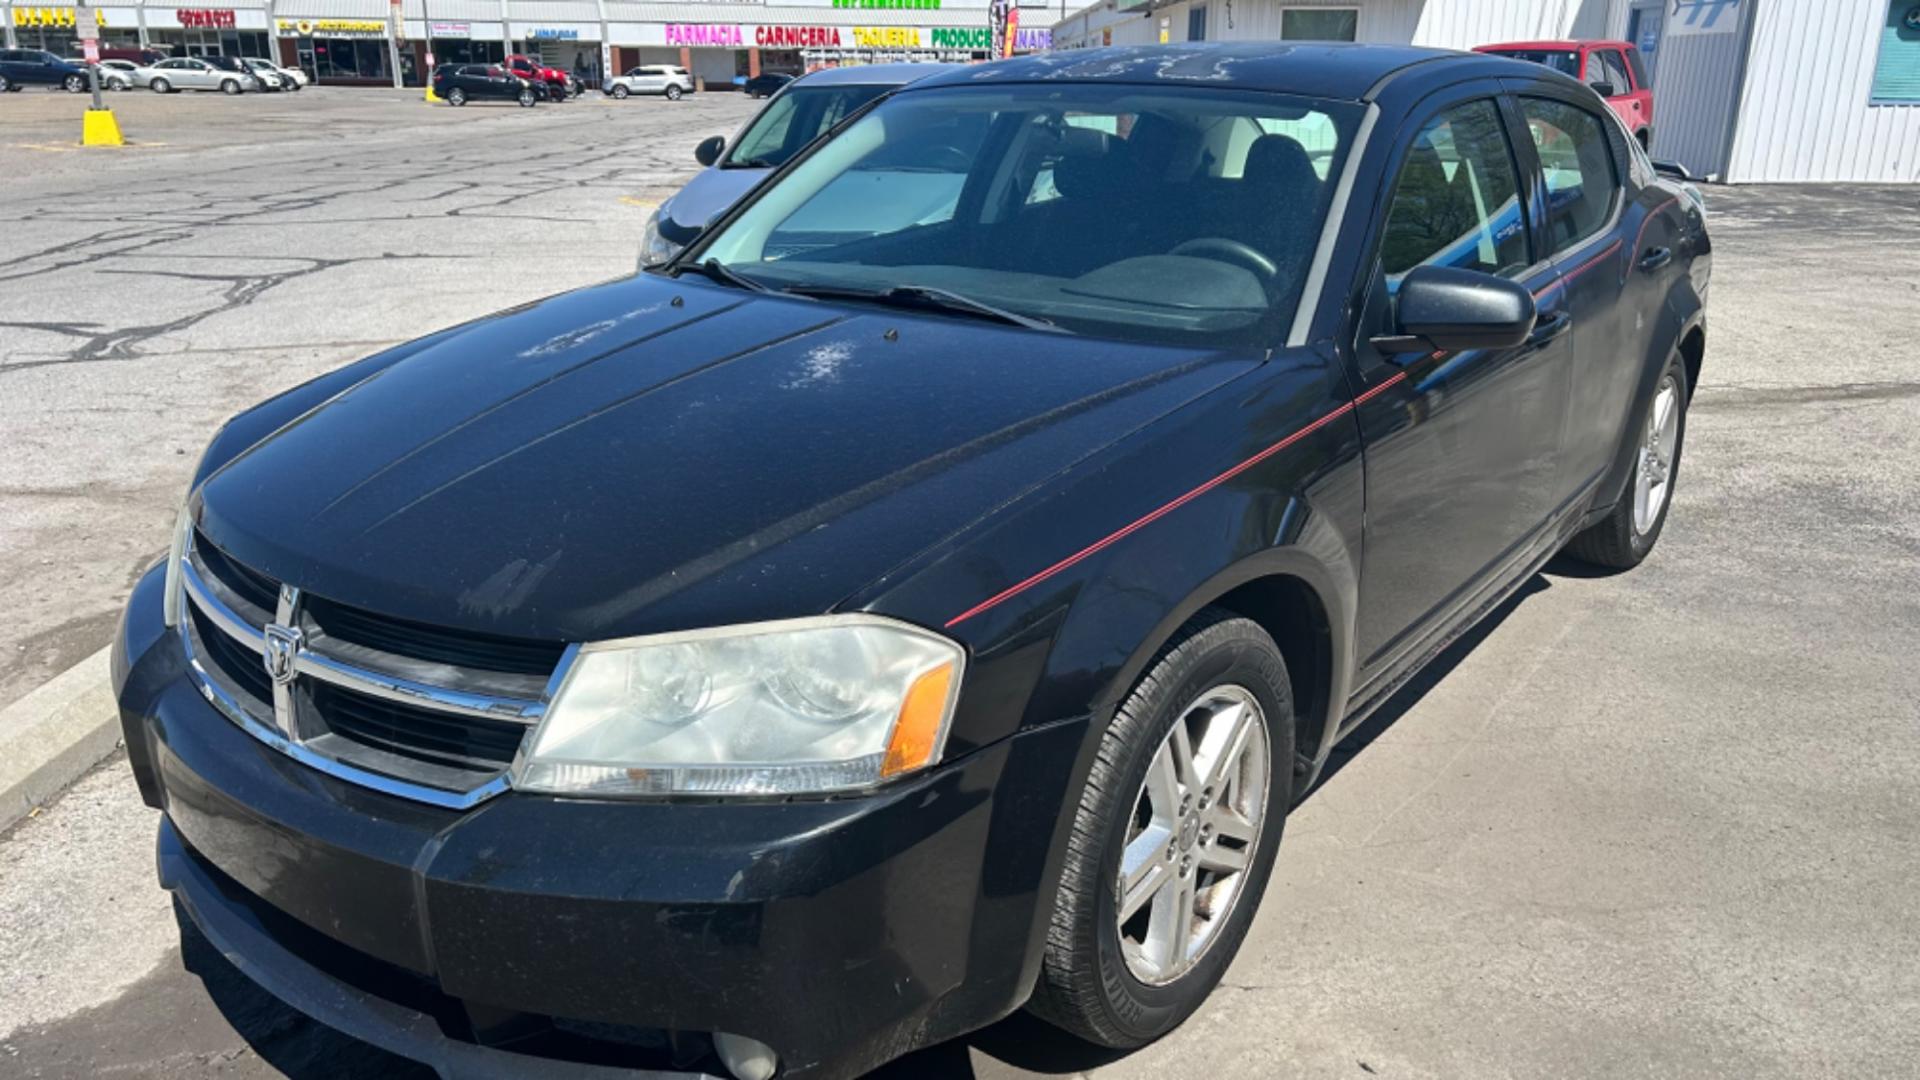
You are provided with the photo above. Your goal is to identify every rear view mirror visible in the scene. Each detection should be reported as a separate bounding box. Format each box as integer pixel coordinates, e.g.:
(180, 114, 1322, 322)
(1372, 266, 1537, 354)
(694, 136, 724, 167)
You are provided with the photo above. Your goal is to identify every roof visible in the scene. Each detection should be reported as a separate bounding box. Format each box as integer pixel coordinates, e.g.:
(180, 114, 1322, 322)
(793, 62, 956, 88)
(1476, 39, 1636, 52)
(907, 43, 1478, 102)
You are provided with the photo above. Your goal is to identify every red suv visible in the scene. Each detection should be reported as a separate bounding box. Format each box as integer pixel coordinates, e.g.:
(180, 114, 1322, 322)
(1475, 40, 1654, 149)
(505, 54, 570, 101)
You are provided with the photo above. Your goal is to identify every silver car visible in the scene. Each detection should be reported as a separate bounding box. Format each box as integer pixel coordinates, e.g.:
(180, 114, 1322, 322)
(145, 57, 254, 95)
(606, 64, 694, 101)
(97, 59, 143, 90)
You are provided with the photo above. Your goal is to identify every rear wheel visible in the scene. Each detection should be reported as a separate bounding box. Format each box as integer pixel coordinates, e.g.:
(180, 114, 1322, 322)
(220, 78, 241, 95)
(447, 87, 467, 106)
(1029, 608, 1293, 1048)
(612, 84, 629, 99)
(1565, 351, 1689, 570)
(150, 77, 171, 94)
(0, 75, 11, 93)
(665, 84, 682, 101)
(517, 88, 536, 107)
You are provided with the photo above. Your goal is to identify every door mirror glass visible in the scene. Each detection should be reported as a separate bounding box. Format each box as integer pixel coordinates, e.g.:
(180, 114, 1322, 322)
(1376, 266, 1537, 353)
(694, 135, 725, 167)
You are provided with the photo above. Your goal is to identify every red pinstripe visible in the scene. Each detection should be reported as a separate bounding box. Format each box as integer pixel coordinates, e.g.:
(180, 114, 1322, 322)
(944, 371, 1410, 629)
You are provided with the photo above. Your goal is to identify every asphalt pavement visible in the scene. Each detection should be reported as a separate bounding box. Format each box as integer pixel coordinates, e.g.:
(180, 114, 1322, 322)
(2, 90, 1918, 1079)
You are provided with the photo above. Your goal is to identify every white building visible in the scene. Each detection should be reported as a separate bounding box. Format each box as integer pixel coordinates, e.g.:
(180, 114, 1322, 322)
(1049, 0, 1920, 182)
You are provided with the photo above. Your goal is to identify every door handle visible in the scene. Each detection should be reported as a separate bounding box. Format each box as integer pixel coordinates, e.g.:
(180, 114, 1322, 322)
(1528, 310, 1571, 347)
(1638, 246, 1672, 272)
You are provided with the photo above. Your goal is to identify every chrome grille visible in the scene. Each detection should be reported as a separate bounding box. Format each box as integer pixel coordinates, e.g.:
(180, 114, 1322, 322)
(177, 532, 575, 808)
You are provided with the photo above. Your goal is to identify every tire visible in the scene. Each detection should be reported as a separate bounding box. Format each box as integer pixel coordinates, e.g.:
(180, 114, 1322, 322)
(150, 77, 171, 94)
(221, 79, 241, 95)
(518, 88, 536, 107)
(1029, 608, 1294, 1048)
(1563, 350, 1689, 570)
(612, 84, 629, 99)
(665, 84, 682, 101)
(65, 74, 86, 93)
(448, 87, 467, 106)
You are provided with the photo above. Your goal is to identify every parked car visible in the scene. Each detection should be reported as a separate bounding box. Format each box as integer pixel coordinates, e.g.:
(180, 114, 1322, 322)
(640, 63, 946, 265)
(606, 63, 694, 100)
(97, 59, 143, 90)
(505, 54, 569, 101)
(116, 43, 1707, 1080)
(741, 71, 793, 99)
(242, 58, 303, 91)
(0, 49, 90, 93)
(90, 45, 169, 66)
(145, 56, 255, 94)
(1475, 39, 1654, 148)
(432, 63, 538, 107)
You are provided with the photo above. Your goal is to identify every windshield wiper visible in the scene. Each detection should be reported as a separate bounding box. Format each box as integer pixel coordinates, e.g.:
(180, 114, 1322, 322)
(780, 283, 1065, 333)
(670, 258, 770, 293)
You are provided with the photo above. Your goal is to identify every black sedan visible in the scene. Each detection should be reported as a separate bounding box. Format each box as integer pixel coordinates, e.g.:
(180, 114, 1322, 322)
(431, 62, 538, 106)
(742, 70, 794, 98)
(115, 43, 1707, 1080)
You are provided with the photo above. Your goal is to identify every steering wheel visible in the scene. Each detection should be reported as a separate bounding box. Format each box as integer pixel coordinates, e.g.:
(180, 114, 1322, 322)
(1168, 238, 1280, 282)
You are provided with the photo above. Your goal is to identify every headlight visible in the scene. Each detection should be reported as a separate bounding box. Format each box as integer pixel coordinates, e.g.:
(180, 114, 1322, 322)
(513, 615, 964, 797)
(161, 499, 193, 628)
(638, 206, 680, 270)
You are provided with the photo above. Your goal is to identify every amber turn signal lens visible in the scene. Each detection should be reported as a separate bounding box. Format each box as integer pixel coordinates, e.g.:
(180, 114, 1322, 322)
(881, 661, 957, 779)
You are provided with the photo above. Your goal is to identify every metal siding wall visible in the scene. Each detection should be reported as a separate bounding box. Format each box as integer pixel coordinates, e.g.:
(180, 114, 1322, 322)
(1728, 0, 1920, 182)
(1637, 2, 1751, 178)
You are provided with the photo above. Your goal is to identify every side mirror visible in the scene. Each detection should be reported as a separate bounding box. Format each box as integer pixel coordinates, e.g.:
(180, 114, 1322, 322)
(1589, 80, 1617, 98)
(1652, 159, 1694, 181)
(1372, 266, 1538, 355)
(694, 135, 725, 167)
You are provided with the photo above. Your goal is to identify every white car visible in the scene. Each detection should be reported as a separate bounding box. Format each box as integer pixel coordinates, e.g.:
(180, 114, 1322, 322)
(97, 58, 145, 90)
(606, 65, 694, 101)
(243, 58, 305, 90)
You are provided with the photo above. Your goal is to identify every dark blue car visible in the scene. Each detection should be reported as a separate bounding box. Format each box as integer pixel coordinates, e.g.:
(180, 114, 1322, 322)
(0, 48, 90, 93)
(116, 43, 1708, 1080)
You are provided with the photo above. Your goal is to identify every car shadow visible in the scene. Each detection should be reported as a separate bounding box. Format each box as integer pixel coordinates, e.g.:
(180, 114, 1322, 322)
(184, 566, 1566, 1080)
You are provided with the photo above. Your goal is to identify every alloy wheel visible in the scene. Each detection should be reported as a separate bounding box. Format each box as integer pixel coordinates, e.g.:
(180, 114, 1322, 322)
(1633, 373, 1681, 536)
(1115, 684, 1269, 986)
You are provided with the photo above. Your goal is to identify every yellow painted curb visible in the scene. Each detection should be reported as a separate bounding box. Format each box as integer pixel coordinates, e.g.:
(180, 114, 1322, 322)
(81, 108, 124, 147)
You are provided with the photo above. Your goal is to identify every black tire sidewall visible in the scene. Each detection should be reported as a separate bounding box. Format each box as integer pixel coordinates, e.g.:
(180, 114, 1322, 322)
(1082, 620, 1294, 1043)
(1627, 354, 1690, 560)
(666, 85, 681, 100)
(613, 85, 628, 98)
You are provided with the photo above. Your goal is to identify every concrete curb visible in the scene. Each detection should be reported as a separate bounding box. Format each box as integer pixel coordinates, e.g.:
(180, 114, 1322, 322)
(0, 646, 120, 833)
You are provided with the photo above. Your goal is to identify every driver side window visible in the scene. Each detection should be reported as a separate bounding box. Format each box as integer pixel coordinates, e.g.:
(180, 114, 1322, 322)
(1379, 98, 1531, 282)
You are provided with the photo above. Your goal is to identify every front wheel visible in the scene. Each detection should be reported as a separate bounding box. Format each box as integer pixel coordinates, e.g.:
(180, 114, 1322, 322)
(447, 87, 467, 106)
(612, 84, 629, 99)
(150, 77, 171, 94)
(65, 74, 86, 93)
(1029, 608, 1293, 1048)
(517, 88, 536, 107)
(665, 84, 682, 101)
(220, 79, 241, 95)
(1564, 351, 1690, 569)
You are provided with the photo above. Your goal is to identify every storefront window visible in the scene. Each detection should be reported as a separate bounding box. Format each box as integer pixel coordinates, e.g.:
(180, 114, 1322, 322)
(428, 39, 504, 66)
(311, 38, 390, 79)
(1871, 0, 1920, 103)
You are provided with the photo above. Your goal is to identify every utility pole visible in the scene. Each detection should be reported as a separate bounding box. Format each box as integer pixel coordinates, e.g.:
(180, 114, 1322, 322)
(386, 0, 405, 88)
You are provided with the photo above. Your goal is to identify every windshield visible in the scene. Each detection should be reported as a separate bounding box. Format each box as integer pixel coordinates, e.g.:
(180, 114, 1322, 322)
(1485, 49, 1581, 77)
(691, 84, 1361, 348)
(722, 83, 898, 169)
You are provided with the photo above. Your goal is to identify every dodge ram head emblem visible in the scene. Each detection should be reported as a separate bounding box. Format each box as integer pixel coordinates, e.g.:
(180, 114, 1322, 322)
(262, 623, 303, 688)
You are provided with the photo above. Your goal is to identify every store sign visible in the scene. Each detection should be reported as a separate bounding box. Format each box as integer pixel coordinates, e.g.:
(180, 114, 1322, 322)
(530, 27, 580, 39)
(278, 18, 386, 36)
(929, 26, 988, 49)
(12, 7, 109, 28)
(755, 25, 842, 46)
(429, 20, 470, 37)
(834, 0, 939, 8)
(852, 26, 919, 47)
(1015, 27, 1049, 50)
(666, 23, 743, 46)
(1667, 0, 1740, 35)
(178, 8, 237, 29)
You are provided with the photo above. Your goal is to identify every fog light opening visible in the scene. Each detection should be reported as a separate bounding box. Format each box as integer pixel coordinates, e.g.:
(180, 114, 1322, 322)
(713, 1031, 778, 1080)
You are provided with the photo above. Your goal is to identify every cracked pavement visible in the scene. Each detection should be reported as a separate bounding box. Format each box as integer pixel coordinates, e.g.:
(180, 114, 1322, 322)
(0, 88, 762, 710)
(2, 98, 1919, 1079)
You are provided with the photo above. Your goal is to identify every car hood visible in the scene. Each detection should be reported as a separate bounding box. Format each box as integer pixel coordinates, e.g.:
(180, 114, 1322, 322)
(658, 165, 766, 243)
(196, 272, 1256, 643)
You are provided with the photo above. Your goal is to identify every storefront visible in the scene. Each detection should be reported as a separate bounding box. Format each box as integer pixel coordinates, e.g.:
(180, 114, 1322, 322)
(511, 22, 601, 84)
(275, 17, 393, 84)
(419, 19, 504, 67)
(7, 6, 138, 56)
(145, 6, 270, 59)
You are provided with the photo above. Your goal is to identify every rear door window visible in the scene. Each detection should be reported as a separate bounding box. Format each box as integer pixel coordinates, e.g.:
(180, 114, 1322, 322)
(1379, 99, 1531, 281)
(1591, 49, 1631, 95)
(1518, 97, 1620, 254)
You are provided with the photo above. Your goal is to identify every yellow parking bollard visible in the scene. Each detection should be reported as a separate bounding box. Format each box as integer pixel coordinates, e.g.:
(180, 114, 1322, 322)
(426, 85, 442, 103)
(81, 108, 124, 147)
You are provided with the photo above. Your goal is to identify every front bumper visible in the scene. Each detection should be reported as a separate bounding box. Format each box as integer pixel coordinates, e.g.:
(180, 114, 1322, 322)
(115, 564, 1088, 1079)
